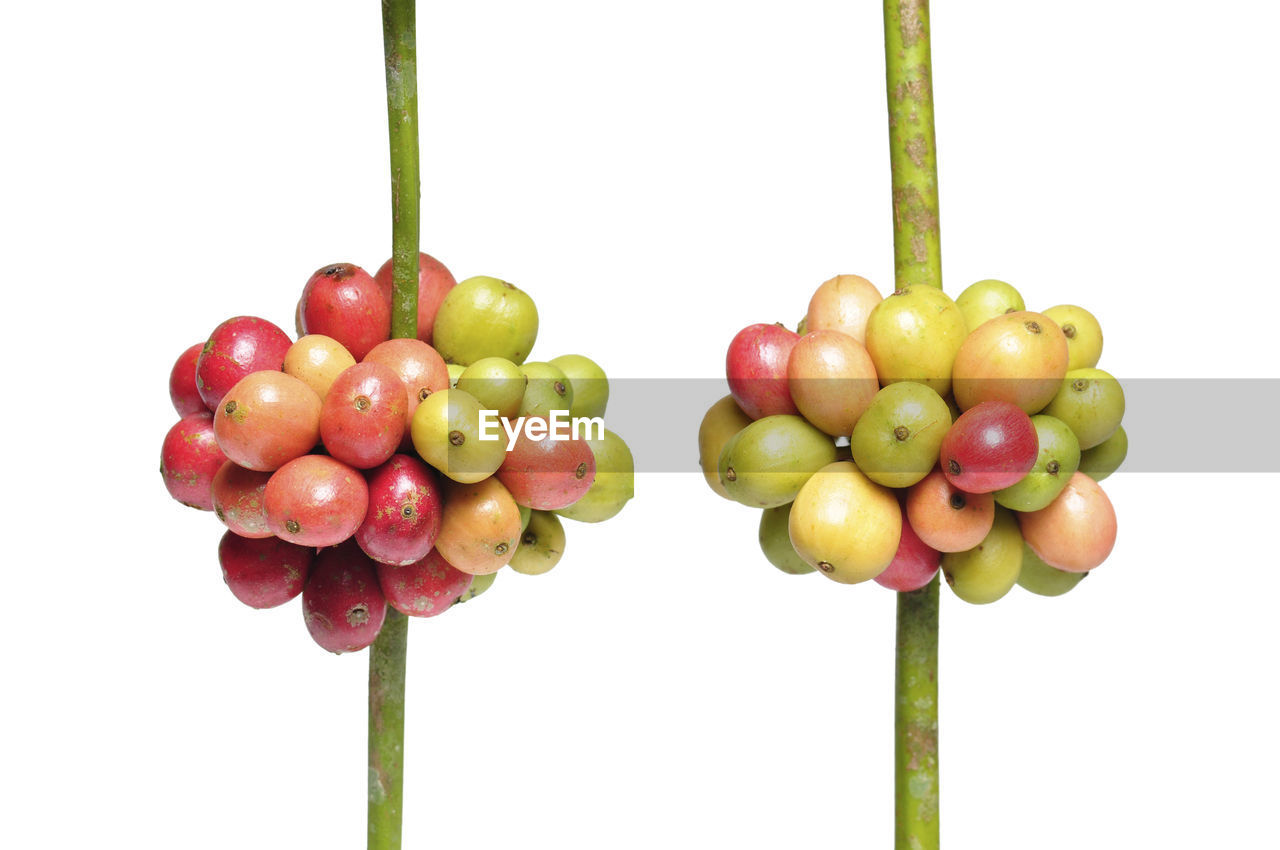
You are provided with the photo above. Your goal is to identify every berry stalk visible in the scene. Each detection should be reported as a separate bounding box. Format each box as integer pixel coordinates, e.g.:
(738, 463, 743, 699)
(369, 0, 420, 846)
(884, 1, 941, 847)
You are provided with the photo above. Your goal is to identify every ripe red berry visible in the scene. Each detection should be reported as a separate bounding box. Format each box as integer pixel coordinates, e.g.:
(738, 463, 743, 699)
(496, 422, 596, 510)
(265, 455, 369, 548)
(218, 531, 314, 609)
(303, 541, 388, 653)
(298, 263, 390, 361)
(363, 338, 450, 447)
(874, 504, 941, 592)
(214, 371, 323, 471)
(725, 323, 801, 419)
(319, 362, 407, 469)
(169, 342, 206, 417)
(940, 401, 1038, 494)
(357, 454, 444, 566)
(211, 461, 273, 539)
(375, 548, 472, 617)
(160, 413, 227, 510)
(195, 316, 292, 411)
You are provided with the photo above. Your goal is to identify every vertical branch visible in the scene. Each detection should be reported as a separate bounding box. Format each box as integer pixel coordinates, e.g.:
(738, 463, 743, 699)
(368, 611, 408, 849)
(370, 0, 419, 847)
(894, 576, 939, 850)
(884, 0, 942, 292)
(383, 0, 421, 340)
(885, 2, 941, 848)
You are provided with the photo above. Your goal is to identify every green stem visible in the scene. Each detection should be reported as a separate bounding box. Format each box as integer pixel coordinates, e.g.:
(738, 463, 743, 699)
(894, 576, 940, 849)
(885, 2, 941, 847)
(368, 610, 408, 849)
(884, 0, 942, 292)
(370, 0, 419, 847)
(383, 0, 420, 340)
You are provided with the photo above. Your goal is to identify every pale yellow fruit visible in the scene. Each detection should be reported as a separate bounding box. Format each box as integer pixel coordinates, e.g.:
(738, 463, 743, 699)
(1043, 304, 1103, 371)
(457, 357, 526, 420)
(410, 388, 506, 484)
(805, 274, 883, 344)
(788, 461, 901, 584)
(508, 511, 566, 576)
(698, 395, 753, 499)
(955, 279, 1025, 332)
(787, 330, 879, 437)
(283, 334, 356, 401)
(951, 311, 1069, 414)
(864, 285, 968, 397)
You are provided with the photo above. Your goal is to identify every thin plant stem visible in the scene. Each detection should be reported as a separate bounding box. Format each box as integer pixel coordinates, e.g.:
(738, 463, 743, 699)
(884, 0, 942, 293)
(884, 1, 942, 848)
(368, 611, 409, 849)
(894, 576, 940, 850)
(369, 0, 420, 847)
(383, 0, 421, 341)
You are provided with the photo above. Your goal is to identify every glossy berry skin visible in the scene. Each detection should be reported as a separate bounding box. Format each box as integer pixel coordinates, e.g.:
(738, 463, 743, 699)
(787, 460, 901, 584)
(218, 531, 314, 609)
(1017, 541, 1087, 597)
(299, 263, 390, 362)
(357, 454, 444, 566)
(941, 506, 1024, 605)
(787, 330, 879, 438)
(874, 504, 941, 592)
(373, 252, 457, 346)
(169, 343, 206, 416)
(283, 334, 357, 401)
(435, 477, 522, 575)
(951, 311, 1069, 414)
(160, 413, 227, 510)
(363, 338, 451, 438)
(1018, 471, 1117, 572)
(211, 461, 273, 538)
(805, 274, 882, 344)
(496, 422, 597, 510)
(214, 371, 323, 472)
(725, 323, 801, 419)
(940, 401, 1038, 494)
(757, 503, 814, 575)
(699, 396, 754, 499)
(906, 468, 995, 553)
(302, 541, 387, 653)
(375, 548, 472, 617)
(264, 455, 369, 548)
(319, 361, 407, 469)
(195, 316, 292, 411)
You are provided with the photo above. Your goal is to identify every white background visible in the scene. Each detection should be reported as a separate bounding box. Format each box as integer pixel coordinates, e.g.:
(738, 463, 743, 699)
(2, 1, 1277, 848)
